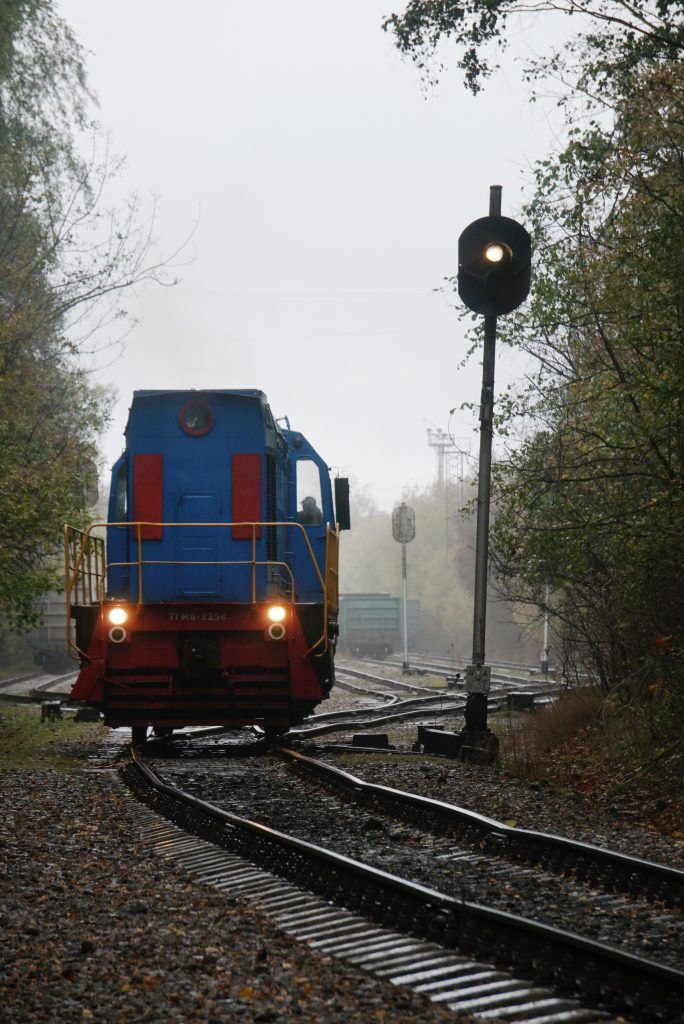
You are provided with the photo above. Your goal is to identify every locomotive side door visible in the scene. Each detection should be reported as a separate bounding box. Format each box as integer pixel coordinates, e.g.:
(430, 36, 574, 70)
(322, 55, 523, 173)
(287, 444, 332, 603)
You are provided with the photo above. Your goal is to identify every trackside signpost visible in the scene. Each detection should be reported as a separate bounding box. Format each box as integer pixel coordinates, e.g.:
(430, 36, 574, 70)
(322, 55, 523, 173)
(458, 185, 531, 744)
(392, 503, 415, 672)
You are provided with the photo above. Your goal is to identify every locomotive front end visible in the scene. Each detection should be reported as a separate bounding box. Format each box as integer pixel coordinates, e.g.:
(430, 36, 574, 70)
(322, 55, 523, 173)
(65, 389, 348, 739)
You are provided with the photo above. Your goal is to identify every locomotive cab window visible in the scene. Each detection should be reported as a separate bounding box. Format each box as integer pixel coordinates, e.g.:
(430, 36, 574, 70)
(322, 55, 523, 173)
(114, 463, 127, 520)
(296, 459, 323, 526)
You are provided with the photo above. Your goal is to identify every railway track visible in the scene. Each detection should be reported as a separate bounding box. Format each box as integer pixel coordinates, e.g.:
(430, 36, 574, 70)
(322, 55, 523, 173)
(30, 671, 77, 697)
(334, 673, 400, 704)
(275, 746, 683, 907)
(337, 662, 446, 694)
(298, 664, 559, 744)
(337, 661, 561, 701)
(350, 655, 564, 691)
(391, 653, 540, 673)
(0, 671, 39, 691)
(288, 690, 494, 741)
(0, 669, 77, 703)
(123, 741, 684, 1023)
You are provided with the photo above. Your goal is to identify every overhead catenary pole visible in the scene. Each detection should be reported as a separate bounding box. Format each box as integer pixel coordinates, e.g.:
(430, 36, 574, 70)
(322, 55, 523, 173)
(426, 428, 449, 552)
(426, 428, 448, 486)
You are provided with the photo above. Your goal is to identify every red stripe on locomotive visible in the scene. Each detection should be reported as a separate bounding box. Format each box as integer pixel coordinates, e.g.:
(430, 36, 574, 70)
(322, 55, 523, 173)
(231, 453, 262, 539)
(133, 454, 163, 539)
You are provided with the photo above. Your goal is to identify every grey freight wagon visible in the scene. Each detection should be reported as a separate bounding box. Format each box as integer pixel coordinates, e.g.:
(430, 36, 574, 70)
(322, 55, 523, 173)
(338, 593, 420, 657)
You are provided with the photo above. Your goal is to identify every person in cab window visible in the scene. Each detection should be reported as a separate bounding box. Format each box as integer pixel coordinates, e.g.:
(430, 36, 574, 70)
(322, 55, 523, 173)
(298, 495, 322, 525)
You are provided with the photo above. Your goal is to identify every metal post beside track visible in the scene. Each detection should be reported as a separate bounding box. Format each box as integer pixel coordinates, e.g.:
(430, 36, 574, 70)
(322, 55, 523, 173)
(392, 504, 415, 674)
(464, 186, 500, 737)
(457, 185, 531, 757)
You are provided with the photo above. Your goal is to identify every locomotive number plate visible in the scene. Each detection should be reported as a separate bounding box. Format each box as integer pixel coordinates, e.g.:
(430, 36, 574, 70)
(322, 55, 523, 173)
(168, 612, 228, 622)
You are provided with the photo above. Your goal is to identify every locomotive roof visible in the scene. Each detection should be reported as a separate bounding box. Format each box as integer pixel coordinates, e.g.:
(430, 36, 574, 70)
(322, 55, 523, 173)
(131, 389, 267, 401)
(125, 389, 271, 430)
(123, 389, 276, 441)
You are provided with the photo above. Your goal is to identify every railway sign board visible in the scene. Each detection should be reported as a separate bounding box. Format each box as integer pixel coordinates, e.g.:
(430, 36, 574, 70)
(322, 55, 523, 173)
(392, 504, 415, 544)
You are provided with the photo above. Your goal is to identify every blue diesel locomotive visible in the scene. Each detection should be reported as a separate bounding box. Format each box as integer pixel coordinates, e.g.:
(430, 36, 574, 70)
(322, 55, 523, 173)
(65, 389, 349, 741)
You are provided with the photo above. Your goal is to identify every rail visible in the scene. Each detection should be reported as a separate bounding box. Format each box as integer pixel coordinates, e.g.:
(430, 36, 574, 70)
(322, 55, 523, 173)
(125, 746, 684, 1023)
(275, 746, 684, 906)
(65, 520, 339, 661)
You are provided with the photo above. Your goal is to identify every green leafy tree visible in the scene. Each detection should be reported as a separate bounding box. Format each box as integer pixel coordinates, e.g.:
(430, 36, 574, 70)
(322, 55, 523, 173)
(386, 2, 684, 709)
(384, 1, 684, 92)
(0, 2, 172, 628)
(489, 56, 684, 701)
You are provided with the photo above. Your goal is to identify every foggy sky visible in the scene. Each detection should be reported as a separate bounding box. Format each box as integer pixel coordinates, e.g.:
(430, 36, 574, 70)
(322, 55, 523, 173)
(60, 0, 561, 508)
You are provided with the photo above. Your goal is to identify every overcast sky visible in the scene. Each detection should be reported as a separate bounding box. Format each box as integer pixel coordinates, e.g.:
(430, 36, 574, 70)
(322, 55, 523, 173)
(60, 0, 562, 509)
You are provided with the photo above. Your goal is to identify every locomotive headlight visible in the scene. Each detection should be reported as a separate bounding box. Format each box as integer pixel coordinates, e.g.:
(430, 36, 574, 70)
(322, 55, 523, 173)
(266, 605, 287, 623)
(108, 607, 128, 626)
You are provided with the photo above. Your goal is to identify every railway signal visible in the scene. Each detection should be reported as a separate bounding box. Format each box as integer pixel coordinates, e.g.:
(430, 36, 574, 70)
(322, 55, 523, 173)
(392, 503, 415, 672)
(458, 187, 531, 742)
(458, 214, 531, 317)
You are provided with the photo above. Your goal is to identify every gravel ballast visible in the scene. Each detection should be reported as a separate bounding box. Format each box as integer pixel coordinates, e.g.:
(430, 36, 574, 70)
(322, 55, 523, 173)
(318, 745, 684, 866)
(150, 744, 683, 971)
(0, 763, 458, 1024)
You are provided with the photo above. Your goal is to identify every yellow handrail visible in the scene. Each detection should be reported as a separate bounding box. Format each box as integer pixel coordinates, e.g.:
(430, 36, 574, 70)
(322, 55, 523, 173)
(64, 525, 105, 608)
(136, 523, 143, 609)
(105, 558, 297, 600)
(251, 527, 257, 603)
(65, 520, 339, 660)
(307, 525, 341, 658)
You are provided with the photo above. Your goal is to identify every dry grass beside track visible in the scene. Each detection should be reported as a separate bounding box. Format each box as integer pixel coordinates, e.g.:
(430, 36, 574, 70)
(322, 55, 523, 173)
(498, 688, 603, 782)
(495, 688, 684, 837)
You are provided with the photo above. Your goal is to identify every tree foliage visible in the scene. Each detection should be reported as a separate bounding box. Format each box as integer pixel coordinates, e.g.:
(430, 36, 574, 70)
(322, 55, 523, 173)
(387, 2, 684, 711)
(0, 2, 170, 628)
(384, 1, 684, 92)
(490, 54, 683, 701)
